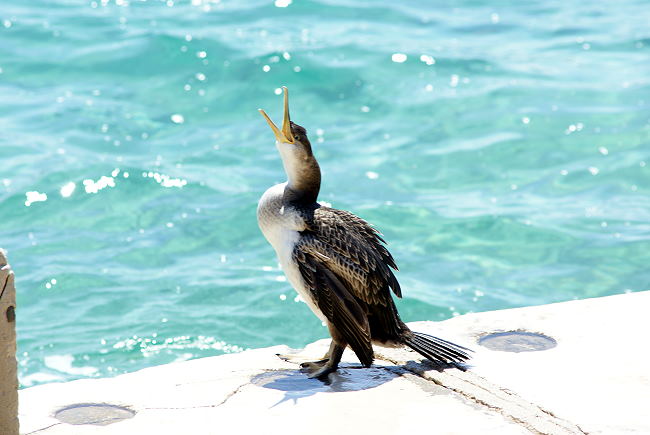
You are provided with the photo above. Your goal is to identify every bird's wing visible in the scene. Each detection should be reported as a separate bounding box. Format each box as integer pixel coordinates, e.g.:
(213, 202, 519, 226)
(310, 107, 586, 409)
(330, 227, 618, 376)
(291, 206, 401, 365)
(302, 206, 401, 304)
(294, 245, 373, 367)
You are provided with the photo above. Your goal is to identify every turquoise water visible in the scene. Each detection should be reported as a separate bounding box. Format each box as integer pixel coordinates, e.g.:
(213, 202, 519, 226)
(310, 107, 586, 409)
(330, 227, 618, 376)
(1, 1, 649, 387)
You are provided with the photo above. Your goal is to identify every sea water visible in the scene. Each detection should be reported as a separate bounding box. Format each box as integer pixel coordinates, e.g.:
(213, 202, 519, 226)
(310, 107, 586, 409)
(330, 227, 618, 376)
(0, 0, 648, 387)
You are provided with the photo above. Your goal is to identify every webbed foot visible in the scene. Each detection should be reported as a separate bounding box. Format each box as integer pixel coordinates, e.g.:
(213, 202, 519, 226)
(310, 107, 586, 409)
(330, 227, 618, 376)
(301, 342, 345, 380)
(299, 359, 329, 371)
(306, 365, 337, 380)
(276, 353, 301, 363)
(277, 339, 336, 365)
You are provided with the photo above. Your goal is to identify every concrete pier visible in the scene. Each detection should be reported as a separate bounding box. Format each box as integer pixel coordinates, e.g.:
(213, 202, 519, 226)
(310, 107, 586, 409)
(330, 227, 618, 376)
(0, 249, 19, 435)
(18, 291, 650, 435)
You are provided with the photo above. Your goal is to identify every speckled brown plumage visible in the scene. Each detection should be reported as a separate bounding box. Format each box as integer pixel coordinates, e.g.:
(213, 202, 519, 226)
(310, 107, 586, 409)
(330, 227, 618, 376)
(257, 89, 471, 378)
(295, 206, 401, 305)
(290, 202, 471, 370)
(292, 205, 404, 365)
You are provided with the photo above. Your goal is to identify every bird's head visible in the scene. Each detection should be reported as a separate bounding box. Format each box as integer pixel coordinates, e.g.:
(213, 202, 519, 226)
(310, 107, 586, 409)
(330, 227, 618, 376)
(258, 87, 313, 157)
(258, 86, 320, 202)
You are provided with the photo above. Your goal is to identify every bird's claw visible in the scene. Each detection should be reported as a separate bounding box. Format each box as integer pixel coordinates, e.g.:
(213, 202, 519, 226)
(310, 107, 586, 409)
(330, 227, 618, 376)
(299, 359, 329, 369)
(306, 365, 336, 380)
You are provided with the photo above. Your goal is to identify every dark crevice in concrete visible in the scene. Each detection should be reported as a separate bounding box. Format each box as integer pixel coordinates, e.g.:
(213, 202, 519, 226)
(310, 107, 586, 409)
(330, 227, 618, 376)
(215, 382, 248, 407)
(375, 355, 586, 435)
(142, 381, 250, 411)
(143, 405, 216, 410)
(25, 422, 62, 434)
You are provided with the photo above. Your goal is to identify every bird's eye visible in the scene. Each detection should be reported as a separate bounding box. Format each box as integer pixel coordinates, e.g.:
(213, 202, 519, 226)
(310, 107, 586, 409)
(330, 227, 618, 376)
(294, 135, 299, 140)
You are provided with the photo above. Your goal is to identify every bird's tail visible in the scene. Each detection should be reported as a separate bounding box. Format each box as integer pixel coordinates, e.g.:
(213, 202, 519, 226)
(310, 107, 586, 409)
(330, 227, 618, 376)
(403, 331, 472, 369)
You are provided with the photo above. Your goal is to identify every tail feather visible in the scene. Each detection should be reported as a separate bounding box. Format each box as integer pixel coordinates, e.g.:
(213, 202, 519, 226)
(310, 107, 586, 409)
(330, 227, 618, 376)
(412, 335, 467, 362)
(404, 331, 472, 366)
(415, 332, 472, 360)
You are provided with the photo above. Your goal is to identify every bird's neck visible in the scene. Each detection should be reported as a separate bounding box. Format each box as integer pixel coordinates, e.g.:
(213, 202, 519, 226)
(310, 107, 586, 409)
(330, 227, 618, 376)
(281, 151, 321, 205)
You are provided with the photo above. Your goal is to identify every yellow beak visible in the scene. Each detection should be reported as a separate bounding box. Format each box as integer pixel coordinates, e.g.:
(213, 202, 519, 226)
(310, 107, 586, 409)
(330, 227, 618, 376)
(258, 86, 294, 144)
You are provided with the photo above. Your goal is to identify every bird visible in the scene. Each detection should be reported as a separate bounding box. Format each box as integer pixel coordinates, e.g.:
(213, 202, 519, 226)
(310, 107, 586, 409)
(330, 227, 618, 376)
(257, 87, 471, 379)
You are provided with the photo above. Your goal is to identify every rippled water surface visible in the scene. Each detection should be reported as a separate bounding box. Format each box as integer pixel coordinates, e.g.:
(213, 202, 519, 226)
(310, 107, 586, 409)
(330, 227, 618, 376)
(1, 0, 649, 387)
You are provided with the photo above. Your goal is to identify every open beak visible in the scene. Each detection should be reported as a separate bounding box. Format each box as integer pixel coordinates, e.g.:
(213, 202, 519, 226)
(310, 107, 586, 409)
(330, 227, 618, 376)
(258, 86, 294, 144)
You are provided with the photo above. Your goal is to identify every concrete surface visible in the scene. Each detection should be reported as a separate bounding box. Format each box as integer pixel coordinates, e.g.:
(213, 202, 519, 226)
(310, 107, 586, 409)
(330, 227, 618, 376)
(19, 291, 650, 435)
(1, 249, 19, 435)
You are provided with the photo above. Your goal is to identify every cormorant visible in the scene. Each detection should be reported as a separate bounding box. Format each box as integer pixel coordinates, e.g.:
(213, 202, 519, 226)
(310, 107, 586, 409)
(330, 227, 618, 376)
(257, 87, 471, 379)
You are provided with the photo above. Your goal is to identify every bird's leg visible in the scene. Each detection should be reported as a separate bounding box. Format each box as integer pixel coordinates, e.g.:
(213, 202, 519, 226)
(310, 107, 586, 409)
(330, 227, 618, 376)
(299, 340, 336, 370)
(305, 342, 344, 380)
(303, 323, 348, 379)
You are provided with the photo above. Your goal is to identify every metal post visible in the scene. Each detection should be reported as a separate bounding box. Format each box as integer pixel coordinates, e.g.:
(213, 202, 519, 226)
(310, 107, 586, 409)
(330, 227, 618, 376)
(0, 249, 18, 435)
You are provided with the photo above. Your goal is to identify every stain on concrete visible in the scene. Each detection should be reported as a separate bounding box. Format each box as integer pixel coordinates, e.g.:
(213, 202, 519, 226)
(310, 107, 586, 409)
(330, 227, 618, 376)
(478, 331, 557, 352)
(54, 403, 136, 426)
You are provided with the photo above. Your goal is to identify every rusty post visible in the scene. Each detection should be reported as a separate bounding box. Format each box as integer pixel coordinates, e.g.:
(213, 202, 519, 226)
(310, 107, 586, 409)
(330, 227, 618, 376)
(0, 249, 18, 435)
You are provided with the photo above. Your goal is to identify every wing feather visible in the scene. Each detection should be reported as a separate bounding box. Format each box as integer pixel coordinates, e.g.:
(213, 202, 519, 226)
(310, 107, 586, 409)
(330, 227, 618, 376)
(291, 205, 403, 365)
(295, 245, 373, 366)
(300, 207, 401, 305)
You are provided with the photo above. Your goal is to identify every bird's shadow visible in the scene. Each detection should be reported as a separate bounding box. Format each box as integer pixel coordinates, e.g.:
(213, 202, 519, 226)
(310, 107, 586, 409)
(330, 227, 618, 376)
(250, 359, 463, 408)
(250, 364, 394, 407)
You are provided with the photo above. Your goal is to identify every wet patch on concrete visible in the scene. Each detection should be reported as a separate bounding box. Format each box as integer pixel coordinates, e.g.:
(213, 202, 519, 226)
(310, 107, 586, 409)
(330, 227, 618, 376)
(54, 403, 136, 426)
(478, 331, 557, 352)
